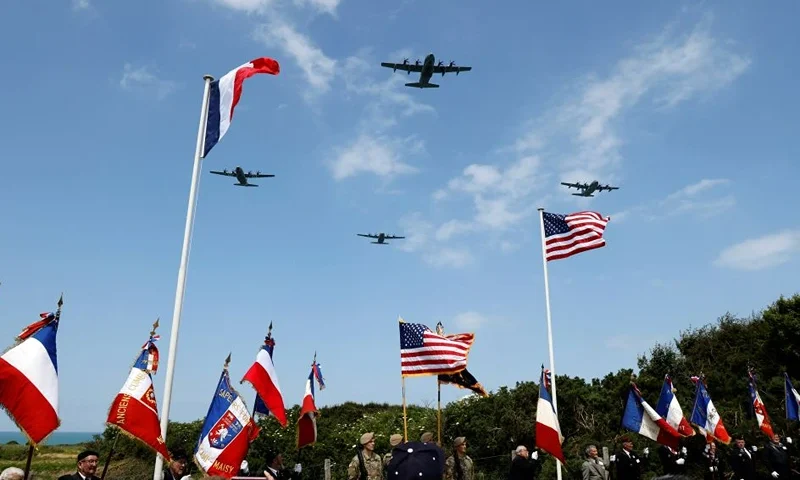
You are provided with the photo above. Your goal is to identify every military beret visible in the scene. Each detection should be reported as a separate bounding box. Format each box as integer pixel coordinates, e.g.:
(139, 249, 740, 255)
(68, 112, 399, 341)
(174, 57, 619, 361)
(360, 432, 375, 445)
(453, 437, 466, 447)
(388, 441, 445, 480)
(420, 432, 434, 443)
(77, 450, 99, 462)
(390, 434, 404, 446)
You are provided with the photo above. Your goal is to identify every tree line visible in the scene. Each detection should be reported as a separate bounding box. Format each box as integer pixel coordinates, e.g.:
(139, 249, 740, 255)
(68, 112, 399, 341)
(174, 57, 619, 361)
(87, 293, 800, 479)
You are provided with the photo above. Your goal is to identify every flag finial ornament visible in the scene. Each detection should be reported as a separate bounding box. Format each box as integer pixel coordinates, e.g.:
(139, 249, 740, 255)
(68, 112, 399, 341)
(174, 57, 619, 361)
(224, 353, 231, 369)
(150, 318, 159, 337)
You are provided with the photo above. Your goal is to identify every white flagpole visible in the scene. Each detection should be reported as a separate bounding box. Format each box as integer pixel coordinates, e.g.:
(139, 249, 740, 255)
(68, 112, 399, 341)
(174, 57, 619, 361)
(152, 74, 214, 480)
(537, 207, 562, 480)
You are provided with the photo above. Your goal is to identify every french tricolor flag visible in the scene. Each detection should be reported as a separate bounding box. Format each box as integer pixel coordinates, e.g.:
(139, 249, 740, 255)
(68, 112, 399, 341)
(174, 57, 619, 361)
(690, 376, 730, 444)
(785, 373, 800, 421)
(535, 367, 565, 464)
(0, 303, 62, 445)
(241, 340, 287, 427)
(202, 57, 280, 158)
(655, 375, 695, 437)
(747, 370, 774, 438)
(622, 383, 681, 449)
(297, 366, 320, 449)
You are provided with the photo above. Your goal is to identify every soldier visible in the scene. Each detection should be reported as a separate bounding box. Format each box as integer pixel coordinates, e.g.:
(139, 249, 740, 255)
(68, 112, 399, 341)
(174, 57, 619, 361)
(385, 434, 404, 467)
(445, 437, 474, 480)
(702, 441, 723, 480)
(348, 432, 384, 480)
(729, 435, 757, 480)
(764, 433, 792, 480)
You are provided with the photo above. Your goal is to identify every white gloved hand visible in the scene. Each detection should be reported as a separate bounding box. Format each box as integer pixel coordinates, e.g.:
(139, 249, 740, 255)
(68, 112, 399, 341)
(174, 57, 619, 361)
(787, 437, 793, 444)
(610, 455, 616, 462)
(676, 458, 685, 465)
(752, 446, 758, 452)
(644, 447, 649, 456)
(772, 472, 779, 478)
(531, 451, 539, 460)
(294, 463, 302, 473)
(681, 447, 687, 455)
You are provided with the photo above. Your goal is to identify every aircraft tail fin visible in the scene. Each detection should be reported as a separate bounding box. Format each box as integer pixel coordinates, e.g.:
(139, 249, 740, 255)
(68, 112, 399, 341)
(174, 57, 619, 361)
(405, 82, 439, 88)
(235, 183, 258, 187)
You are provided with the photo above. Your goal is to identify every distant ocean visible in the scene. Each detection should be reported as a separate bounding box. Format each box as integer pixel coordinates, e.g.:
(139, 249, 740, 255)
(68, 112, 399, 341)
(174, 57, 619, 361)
(0, 431, 99, 445)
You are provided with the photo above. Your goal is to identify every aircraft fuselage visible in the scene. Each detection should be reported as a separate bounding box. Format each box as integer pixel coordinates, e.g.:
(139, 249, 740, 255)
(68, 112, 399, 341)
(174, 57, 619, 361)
(234, 166, 248, 185)
(417, 53, 435, 85)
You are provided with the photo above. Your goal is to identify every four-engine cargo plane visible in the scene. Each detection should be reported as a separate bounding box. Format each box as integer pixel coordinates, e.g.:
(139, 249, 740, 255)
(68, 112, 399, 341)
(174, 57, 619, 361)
(209, 166, 275, 187)
(380, 53, 471, 88)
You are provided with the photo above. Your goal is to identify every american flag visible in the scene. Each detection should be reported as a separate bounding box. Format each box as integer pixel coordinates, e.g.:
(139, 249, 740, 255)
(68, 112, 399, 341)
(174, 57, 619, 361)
(400, 321, 474, 377)
(542, 211, 610, 261)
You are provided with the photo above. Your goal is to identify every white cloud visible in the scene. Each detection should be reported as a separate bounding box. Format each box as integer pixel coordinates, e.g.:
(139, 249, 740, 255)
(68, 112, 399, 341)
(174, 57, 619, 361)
(119, 64, 178, 100)
(292, 0, 340, 15)
(72, 0, 90, 10)
(714, 230, 800, 271)
(329, 134, 421, 181)
(451, 311, 488, 330)
(253, 21, 336, 99)
(663, 178, 729, 202)
(660, 178, 735, 218)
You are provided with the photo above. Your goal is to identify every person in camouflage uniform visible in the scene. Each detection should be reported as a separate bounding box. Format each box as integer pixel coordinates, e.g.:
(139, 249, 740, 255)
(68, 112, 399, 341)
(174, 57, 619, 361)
(383, 434, 404, 467)
(445, 437, 474, 480)
(348, 432, 384, 480)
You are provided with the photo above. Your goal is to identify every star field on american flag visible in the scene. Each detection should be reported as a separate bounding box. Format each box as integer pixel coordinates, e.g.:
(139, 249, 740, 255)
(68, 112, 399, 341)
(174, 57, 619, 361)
(542, 211, 610, 261)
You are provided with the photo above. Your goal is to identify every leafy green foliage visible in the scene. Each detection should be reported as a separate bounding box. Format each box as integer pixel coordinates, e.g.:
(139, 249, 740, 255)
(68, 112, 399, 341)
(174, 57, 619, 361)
(81, 293, 800, 479)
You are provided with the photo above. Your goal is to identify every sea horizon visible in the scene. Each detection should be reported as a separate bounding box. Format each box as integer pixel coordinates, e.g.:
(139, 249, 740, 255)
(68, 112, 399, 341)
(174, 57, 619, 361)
(0, 431, 100, 445)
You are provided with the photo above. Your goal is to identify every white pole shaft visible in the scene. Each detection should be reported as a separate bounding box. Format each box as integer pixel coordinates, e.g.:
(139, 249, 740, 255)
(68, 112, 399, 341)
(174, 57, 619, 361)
(537, 208, 562, 480)
(152, 74, 214, 480)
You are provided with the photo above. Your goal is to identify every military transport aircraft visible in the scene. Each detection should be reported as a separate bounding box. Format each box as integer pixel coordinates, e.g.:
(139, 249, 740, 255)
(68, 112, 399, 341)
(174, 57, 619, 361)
(380, 53, 471, 88)
(357, 233, 405, 245)
(209, 166, 274, 187)
(560, 180, 619, 197)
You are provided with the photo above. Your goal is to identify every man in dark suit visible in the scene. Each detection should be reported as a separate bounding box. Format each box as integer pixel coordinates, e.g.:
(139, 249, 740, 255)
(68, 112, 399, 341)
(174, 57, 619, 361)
(658, 445, 687, 475)
(614, 437, 647, 480)
(263, 451, 302, 480)
(57, 450, 101, 480)
(509, 445, 541, 480)
(764, 434, 792, 480)
(162, 450, 189, 480)
(730, 435, 757, 480)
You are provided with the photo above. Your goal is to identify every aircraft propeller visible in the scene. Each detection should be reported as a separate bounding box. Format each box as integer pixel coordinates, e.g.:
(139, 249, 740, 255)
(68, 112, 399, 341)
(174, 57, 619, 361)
(256, 170, 261, 175)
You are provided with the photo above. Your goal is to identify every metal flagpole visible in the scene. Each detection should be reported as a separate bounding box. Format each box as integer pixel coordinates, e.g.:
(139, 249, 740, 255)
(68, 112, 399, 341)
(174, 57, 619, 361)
(537, 208, 562, 480)
(152, 74, 214, 480)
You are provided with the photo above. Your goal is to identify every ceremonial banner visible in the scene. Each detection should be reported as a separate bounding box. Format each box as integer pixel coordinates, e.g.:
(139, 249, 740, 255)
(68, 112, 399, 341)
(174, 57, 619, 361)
(535, 367, 565, 463)
(690, 376, 730, 444)
(785, 373, 800, 421)
(297, 361, 323, 449)
(399, 319, 473, 377)
(195, 357, 260, 478)
(106, 326, 170, 460)
(622, 383, 681, 449)
(241, 330, 287, 427)
(747, 370, 774, 437)
(655, 374, 695, 437)
(0, 297, 63, 445)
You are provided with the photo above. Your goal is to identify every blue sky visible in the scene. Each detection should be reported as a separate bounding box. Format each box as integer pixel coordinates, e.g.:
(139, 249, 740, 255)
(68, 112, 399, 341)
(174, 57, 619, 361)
(1, 0, 799, 433)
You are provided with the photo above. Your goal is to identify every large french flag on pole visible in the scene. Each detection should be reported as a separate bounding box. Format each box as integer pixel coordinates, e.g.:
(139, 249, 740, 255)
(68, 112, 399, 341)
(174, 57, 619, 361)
(655, 375, 695, 437)
(202, 57, 280, 158)
(297, 362, 322, 449)
(195, 356, 260, 479)
(690, 376, 731, 444)
(622, 383, 681, 449)
(747, 370, 774, 437)
(241, 335, 287, 427)
(535, 367, 565, 464)
(0, 297, 63, 445)
(785, 373, 800, 421)
(105, 331, 171, 461)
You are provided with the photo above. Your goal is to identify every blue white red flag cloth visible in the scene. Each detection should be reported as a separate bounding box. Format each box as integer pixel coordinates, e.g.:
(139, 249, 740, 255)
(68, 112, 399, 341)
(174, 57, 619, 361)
(747, 370, 774, 437)
(785, 373, 800, 421)
(252, 334, 275, 418)
(655, 375, 695, 437)
(241, 336, 287, 427)
(105, 334, 170, 460)
(297, 365, 320, 449)
(312, 361, 325, 390)
(541, 211, 610, 261)
(535, 367, 565, 464)
(622, 383, 681, 449)
(195, 364, 260, 478)
(690, 376, 730, 444)
(0, 305, 61, 445)
(203, 57, 280, 158)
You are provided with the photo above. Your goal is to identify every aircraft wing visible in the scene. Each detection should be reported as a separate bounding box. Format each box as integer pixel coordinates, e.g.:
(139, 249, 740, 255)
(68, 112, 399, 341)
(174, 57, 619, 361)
(433, 65, 472, 74)
(244, 173, 275, 178)
(381, 62, 424, 73)
(357, 233, 378, 238)
(209, 170, 236, 177)
(560, 182, 586, 189)
(384, 235, 405, 239)
(598, 185, 619, 191)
